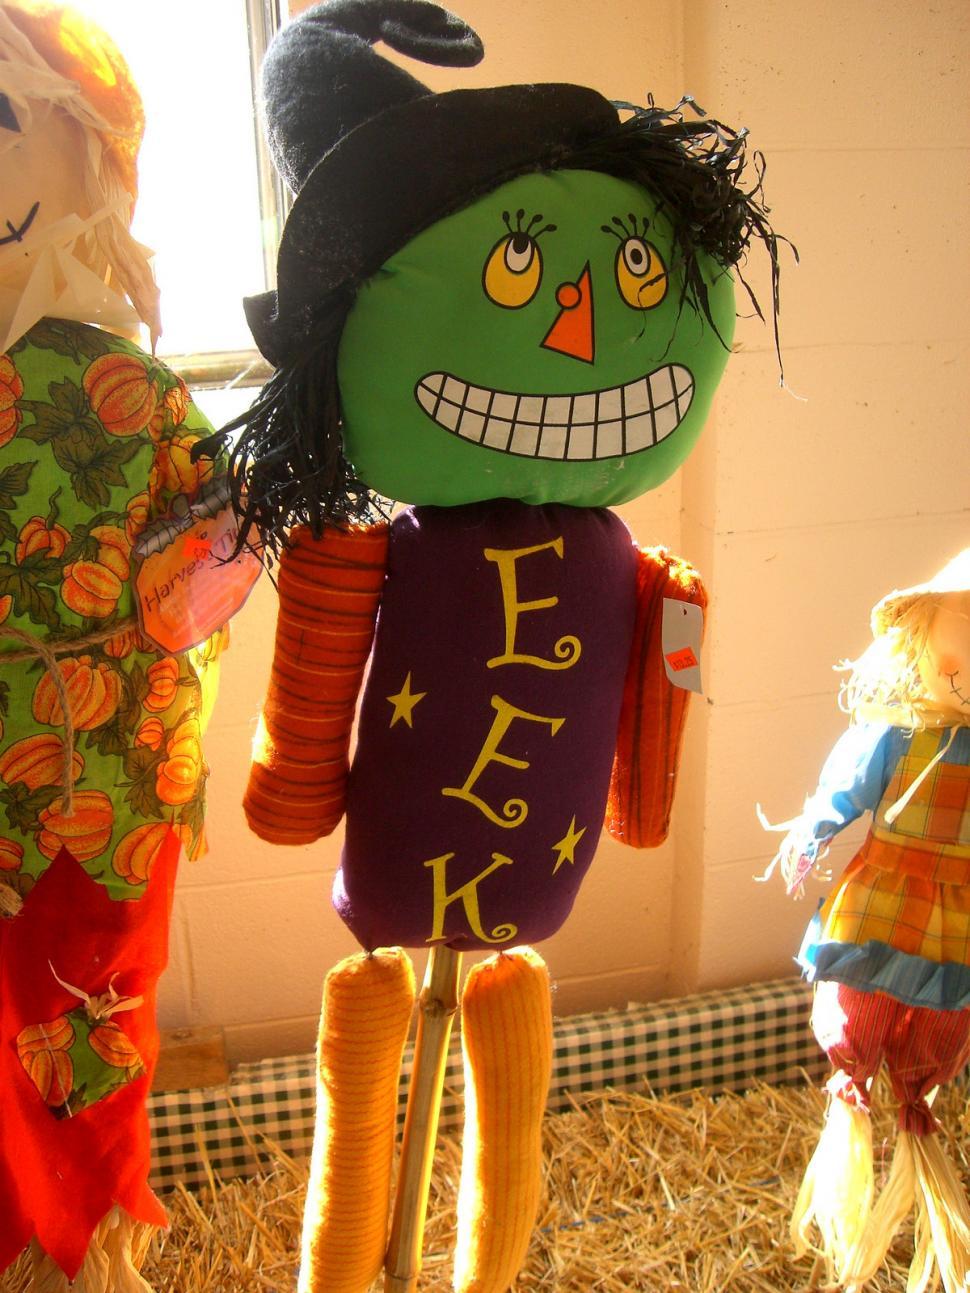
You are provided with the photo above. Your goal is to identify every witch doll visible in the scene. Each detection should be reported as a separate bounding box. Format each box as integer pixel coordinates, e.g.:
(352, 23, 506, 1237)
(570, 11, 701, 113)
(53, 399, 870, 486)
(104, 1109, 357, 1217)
(208, 2, 784, 1288)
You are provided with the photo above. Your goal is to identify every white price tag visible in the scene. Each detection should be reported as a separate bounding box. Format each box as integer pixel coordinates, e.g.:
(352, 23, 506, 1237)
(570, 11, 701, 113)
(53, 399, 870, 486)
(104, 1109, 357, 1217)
(661, 598, 703, 693)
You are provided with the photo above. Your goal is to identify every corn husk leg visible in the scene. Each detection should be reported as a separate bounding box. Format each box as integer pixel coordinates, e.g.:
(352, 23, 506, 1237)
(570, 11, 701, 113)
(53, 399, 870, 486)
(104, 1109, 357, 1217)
(852, 1130, 970, 1293)
(845, 1127, 918, 1291)
(791, 1077, 874, 1285)
(27, 1207, 155, 1293)
(299, 947, 416, 1293)
(453, 947, 553, 1293)
(908, 1132, 970, 1293)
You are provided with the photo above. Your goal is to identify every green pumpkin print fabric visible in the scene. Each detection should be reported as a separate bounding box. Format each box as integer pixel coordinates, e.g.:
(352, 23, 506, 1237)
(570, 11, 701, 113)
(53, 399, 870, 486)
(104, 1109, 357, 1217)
(0, 319, 226, 902)
(15, 1007, 145, 1119)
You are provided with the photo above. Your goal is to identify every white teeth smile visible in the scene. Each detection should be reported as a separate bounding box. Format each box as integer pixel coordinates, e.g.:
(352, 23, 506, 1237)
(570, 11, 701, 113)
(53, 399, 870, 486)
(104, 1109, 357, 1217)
(414, 366, 694, 460)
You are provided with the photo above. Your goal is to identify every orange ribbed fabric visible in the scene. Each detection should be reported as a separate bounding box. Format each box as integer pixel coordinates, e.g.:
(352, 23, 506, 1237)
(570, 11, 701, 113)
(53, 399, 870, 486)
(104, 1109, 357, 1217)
(454, 948, 553, 1293)
(244, 522, 388, 844)
(299, 948, 415, 1293)
(605, 546, 707, 848)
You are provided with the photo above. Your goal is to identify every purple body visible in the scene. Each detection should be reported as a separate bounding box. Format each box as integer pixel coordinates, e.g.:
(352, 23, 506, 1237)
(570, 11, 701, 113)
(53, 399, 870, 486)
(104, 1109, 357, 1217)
(336, 500, 637, 950)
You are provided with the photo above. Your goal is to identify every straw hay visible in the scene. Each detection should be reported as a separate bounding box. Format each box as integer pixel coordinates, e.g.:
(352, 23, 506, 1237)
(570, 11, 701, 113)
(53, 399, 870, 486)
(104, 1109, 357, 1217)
(6, 1078, 970, 1291)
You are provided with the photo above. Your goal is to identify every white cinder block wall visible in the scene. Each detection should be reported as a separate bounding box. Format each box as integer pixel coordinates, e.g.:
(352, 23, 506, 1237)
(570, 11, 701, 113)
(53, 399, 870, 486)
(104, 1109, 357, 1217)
(162, 0, 970, 1062)
(671, 0, 970, 993)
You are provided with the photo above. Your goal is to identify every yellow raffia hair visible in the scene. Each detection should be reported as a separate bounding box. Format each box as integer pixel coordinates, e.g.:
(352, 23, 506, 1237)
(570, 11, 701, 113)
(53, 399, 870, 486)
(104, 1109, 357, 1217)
(5, 0, 143, 199)
(838, 598, 936, 730)
(0, 1, 160, 340)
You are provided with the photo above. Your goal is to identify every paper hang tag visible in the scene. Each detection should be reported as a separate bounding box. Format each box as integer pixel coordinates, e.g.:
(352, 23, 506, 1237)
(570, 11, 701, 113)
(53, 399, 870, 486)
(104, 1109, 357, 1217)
(661, 597, 703, 694)
(134, 481, 261, 654)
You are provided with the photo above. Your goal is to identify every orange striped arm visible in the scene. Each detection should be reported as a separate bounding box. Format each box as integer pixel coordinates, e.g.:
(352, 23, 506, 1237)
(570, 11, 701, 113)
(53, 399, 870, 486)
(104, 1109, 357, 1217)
(605, 546, 707, 849)
(244, 522, 389, 844)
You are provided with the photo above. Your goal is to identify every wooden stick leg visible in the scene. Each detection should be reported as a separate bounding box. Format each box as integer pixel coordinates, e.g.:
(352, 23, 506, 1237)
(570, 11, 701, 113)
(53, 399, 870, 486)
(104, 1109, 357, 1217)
(384, 945, 463, 1293)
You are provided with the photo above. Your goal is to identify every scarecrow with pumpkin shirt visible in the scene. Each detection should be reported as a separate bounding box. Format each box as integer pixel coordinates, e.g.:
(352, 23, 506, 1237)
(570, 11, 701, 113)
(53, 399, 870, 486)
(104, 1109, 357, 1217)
(0, 4, 249, 1290)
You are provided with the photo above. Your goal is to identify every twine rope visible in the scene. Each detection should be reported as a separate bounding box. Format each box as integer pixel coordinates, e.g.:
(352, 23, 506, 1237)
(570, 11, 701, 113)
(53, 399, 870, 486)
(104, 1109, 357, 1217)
(0, 616, 139, 821)
(0, 882, 21, 918)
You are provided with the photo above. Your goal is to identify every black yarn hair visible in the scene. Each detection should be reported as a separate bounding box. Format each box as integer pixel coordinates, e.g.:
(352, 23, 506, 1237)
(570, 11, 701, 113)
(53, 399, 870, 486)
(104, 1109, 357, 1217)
(194, 95, 791, 559)
(567, 95, 791, 359)
(193, 285, 383, 563)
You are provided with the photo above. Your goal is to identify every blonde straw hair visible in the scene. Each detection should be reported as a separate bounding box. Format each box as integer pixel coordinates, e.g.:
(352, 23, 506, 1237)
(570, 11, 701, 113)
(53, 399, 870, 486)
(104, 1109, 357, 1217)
(0, 1, 160, 341)
(839, 598, 937, 730)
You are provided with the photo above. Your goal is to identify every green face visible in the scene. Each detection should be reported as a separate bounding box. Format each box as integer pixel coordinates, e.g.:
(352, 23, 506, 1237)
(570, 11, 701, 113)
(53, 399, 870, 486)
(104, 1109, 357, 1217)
(338, 168, 735, 508)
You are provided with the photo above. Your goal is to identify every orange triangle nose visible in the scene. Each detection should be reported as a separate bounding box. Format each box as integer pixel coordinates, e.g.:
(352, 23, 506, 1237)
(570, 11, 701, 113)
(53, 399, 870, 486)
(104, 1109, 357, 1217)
(541, 265, 594, 364)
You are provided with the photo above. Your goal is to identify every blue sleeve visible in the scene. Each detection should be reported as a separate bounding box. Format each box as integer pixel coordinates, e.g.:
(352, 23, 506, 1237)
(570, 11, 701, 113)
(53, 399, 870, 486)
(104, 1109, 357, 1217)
(803, 721, 897, 844)
(772, 722, 900, 891)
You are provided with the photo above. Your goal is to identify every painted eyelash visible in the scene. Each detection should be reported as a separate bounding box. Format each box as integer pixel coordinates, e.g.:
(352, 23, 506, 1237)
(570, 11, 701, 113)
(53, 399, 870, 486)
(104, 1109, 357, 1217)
(501, 208, 557, 240)
(600, 213, 653, 241)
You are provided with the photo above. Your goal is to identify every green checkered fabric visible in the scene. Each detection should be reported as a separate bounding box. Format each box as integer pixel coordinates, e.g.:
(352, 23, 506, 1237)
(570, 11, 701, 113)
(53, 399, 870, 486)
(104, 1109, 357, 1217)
(148, 976, 825, 1190)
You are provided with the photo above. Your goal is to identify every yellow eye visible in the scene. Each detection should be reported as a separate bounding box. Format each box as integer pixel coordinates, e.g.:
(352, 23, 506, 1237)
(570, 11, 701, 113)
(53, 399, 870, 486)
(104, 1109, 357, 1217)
(483, 233, 543, 309)
(615, 237, 667, 310)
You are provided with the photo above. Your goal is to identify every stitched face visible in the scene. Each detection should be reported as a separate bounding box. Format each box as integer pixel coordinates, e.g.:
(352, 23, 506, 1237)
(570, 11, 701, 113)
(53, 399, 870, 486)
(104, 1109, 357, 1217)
(0, 99, 89, 281)
(337, 168, 735, 507)
(919, 592, 970, 718)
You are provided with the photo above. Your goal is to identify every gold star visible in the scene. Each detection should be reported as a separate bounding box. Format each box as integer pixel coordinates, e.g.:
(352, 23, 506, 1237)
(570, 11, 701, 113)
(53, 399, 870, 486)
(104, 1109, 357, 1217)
(551, 816, 586, 875)
(386, 672, 427, 728)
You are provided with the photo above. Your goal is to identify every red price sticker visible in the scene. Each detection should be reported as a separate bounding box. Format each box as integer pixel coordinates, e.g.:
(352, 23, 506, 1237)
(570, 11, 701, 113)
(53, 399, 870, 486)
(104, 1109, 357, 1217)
(184, 536, 212, 561)
(665, 647, 698, 672)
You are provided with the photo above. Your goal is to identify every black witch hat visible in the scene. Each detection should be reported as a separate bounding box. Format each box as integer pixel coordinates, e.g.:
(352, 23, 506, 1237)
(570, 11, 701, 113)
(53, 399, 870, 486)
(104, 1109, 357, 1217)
(245, 0, 618, 366)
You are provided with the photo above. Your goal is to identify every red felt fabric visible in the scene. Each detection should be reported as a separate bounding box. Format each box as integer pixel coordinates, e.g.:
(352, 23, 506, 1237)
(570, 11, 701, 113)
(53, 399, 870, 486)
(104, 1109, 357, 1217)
(0, 835, 179, 1278)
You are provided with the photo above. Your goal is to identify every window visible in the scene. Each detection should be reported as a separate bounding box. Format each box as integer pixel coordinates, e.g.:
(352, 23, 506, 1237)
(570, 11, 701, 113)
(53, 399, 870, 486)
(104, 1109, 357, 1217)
(77, 0, 288, 414)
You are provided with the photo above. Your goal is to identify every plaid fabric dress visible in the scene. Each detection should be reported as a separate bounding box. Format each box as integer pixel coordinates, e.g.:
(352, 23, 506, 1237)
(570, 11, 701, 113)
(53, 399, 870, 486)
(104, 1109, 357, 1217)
(799, 724, 970, 1009)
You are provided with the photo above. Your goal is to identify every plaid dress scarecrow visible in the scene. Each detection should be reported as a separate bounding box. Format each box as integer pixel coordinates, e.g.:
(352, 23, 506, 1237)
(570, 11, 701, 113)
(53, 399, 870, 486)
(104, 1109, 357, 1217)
(793, 721, 970, 1125)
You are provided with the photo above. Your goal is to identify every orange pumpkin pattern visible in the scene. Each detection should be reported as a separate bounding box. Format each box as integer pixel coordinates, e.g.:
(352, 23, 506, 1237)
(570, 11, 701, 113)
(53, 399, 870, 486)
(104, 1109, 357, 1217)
(31, 656, 123, 731)
(0, 352, 23, 448)
(90, 526, 130, 580)
(60, 559, 124, 618)
(16, 514, 71, 562)
(155, 716, 204, 806)
(17, 1017, 76, 1109)
(143, 657, 180, 713)
(82, 352, 158, 438)
(125, 488, 150, 545)
(112, 821, 190, 885)
(149, 432, 215, 509)
(88, 1020, 144, 1075)
(149, 377, 189, 439)
(60, 525, 132, 619)
(103, 624, 149, 659)
(0, 837, 24, 871)
(17, 1015, 75, 1056)
(17, 1010, 147, 1117)
(0, 733, 83, 790)
(0, 321, 228, 898)
(134, 716, 165, 751)
(37, 790, 115, 862)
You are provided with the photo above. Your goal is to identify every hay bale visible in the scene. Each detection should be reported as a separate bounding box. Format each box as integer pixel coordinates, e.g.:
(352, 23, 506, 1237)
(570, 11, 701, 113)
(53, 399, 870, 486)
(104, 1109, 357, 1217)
(5, 1079, 967, 1291)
